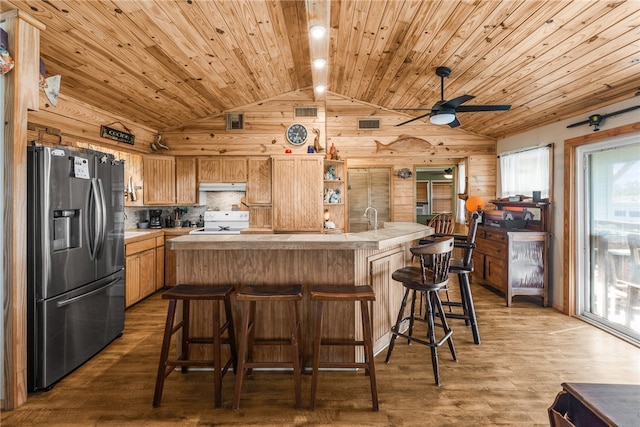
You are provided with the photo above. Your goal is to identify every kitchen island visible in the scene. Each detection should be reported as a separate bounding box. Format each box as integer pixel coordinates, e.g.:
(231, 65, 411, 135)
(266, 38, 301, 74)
(167, 222, 432, 365)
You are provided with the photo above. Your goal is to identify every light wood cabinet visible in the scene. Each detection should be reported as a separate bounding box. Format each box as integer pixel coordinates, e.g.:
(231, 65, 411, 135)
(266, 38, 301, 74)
(272, 155, 323, 232)
(175, 157, 197, 205)
(155, 236, 165, 290)
(323, 159, 347, 232)
(247, 157, 272, 204)
(198, 157, 247, 182)
(125, 237, 157, 308)
(143, 155, 175, 205)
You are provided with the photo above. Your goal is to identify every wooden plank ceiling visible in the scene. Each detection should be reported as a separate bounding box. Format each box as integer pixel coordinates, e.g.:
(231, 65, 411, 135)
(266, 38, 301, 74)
(3, 0, 639, 139)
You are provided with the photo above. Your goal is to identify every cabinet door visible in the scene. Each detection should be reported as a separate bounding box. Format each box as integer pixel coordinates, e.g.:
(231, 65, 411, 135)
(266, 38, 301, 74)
(175, 157, 197, 205)
(368, 248, 405, 353)
(139, 249, 156, 298)
(198, 158, 222, 182)
(223, 158, 247, 182)
(125, 255, 141, 308)
(155, 237, 165, 290)
(143, 155, 175, 205)
(247, 158, 272, 204)
(272, 156, 323, 232)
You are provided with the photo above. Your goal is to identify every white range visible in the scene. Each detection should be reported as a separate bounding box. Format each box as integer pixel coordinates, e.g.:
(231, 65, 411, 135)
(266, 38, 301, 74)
(189, 210, 249, 235)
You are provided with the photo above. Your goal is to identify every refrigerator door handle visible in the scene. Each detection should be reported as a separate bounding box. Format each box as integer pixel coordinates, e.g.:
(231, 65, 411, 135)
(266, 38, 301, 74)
(55, 278, 120, 308)
(88, 178, 104, 260)
(95, 178, 107, 258)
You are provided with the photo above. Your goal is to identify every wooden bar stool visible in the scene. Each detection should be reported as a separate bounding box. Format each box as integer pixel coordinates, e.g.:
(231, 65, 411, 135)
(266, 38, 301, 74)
(232, 284, 303, 410)
(310, 285, 379, 412)
(153, 284, 237, 408)
(385, 237, 456, 386)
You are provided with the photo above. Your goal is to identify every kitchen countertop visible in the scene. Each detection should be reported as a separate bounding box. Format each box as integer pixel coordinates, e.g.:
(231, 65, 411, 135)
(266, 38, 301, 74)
(124, 227, 195, 244)
(167, 222, 432, 251)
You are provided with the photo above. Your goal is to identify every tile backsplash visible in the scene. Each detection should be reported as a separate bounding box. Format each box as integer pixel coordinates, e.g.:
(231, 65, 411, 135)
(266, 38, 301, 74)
(124, 191, 246, 230)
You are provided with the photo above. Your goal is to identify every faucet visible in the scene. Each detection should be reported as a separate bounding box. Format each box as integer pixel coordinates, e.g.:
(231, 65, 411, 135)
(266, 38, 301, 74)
(363, 207, 378, 230)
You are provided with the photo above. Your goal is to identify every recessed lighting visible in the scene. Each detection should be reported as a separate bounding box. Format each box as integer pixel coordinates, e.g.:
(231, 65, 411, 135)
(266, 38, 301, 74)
(309, 25, 326, 39)
(312, 58, 327, 69)
(315, 85, 326, 94)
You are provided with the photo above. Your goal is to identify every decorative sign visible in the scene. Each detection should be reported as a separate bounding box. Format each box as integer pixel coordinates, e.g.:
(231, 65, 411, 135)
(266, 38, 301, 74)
(101, 125, 135, 145)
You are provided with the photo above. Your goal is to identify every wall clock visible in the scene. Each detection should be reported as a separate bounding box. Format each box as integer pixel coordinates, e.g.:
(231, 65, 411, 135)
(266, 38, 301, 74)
(286, 123, 308, 145)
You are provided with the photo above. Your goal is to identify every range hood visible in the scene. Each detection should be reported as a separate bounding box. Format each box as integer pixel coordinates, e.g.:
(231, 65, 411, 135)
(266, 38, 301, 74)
(199, 183, 247, 192)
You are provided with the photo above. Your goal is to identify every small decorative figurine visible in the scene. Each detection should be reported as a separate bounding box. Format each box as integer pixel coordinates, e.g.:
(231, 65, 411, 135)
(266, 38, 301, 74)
(325, 165, 337, 181)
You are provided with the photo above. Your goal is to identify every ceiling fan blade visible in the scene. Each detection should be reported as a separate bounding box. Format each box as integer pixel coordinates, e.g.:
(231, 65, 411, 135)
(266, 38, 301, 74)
(455, 104, 511, 112)
(566, 119, 591, 128)
(392, 108, 433, 111)
(441, 94, 474, 109)
(448, 117, 461, 128)
(395, 112, 431, 127)
(601, 105, 640, 119)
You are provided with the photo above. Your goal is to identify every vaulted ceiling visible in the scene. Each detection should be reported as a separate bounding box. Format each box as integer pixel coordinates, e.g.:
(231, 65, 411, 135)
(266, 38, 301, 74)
(3, 0, 639, 139)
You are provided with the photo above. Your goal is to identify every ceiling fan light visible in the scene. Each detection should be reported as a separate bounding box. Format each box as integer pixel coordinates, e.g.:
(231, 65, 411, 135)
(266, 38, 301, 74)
(430, 113, 456, 125)
(443, 168, 453, 179)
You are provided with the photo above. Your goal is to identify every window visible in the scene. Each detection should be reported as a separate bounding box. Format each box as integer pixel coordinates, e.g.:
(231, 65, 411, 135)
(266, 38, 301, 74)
(499, 145, 551, 198)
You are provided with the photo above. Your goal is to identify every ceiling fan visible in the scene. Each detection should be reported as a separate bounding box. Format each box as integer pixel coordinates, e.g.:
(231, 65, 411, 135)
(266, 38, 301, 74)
(566, 105, 640, 131)
(394, 66, 511, 127)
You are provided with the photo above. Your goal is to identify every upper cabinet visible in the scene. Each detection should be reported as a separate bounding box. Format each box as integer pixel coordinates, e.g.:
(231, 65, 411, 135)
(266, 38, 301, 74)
(143, 156, 198, 206)
(247, 157, 272, 205)
(272, 155, 323, 233)
(198, 157, 247, 183)
(175, 157, 197, 205)
(143, 155, 176, 205)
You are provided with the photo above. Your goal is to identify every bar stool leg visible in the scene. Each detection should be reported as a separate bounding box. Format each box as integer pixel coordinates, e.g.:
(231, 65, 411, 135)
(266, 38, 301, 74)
(425, 291, 441, 385)
(211, 300, 222, 408)
(310, 300, 324, 411)
(459, 273, 480, 344)
(232, 302, 251, 410)
(434, 290, 457, 361)
(153, 299, 177, 407)
(180, 300, 190, 373)
(289, 300, 302, 410)
(385, 287, 411, 363)
(223, 296, 238, 373)
(360, 299, 379, 411)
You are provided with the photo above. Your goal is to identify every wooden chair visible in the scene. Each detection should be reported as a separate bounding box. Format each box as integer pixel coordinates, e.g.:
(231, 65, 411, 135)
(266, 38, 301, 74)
(443, 212, 481, 344)
(385, 237, 456, 385)
(428, 212, 454, 236)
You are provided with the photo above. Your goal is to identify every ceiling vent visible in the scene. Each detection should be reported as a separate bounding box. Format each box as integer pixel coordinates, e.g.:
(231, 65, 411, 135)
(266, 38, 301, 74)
(226, 112, 244, 130)
(358, 118, 381, 130)
(294, 106, 318, 118)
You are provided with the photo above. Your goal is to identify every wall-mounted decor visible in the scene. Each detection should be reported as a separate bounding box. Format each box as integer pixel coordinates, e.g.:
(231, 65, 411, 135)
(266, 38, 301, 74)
(100, 124, 135, 145)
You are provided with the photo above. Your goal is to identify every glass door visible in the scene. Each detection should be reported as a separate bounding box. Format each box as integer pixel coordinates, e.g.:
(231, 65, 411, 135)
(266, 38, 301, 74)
(576, 135, 640, 343)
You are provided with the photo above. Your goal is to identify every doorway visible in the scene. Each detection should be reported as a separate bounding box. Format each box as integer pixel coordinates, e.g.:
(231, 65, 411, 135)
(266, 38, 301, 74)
(576, 134, 640, 343)
(415, 167, 456, 225)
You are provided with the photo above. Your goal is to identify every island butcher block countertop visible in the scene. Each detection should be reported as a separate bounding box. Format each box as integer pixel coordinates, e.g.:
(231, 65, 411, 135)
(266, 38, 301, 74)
(166, 222, 431, 251)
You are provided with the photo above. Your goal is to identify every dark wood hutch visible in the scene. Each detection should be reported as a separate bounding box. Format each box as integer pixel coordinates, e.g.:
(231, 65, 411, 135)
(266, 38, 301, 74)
(472, 199, 550, 307)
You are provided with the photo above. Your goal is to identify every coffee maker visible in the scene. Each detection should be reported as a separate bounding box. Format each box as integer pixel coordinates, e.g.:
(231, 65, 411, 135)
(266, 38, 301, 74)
(149, 209, 163, 229)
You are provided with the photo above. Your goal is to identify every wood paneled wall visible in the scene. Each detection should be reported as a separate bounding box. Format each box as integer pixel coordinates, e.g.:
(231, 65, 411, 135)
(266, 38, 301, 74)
(24, 87, 497, 220)
(2, 9, 45, 410)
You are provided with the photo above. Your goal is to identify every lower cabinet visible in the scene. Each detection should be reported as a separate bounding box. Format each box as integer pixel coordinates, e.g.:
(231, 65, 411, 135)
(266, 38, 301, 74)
(473, 226, 548, 307)
(125, 234, 164, 308)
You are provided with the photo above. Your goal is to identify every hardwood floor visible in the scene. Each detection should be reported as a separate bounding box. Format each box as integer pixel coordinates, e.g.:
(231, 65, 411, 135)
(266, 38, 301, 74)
(3, 280, 639, 426)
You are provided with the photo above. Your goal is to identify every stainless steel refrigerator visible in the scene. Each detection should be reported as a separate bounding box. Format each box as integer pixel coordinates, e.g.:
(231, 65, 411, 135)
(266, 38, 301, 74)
(27, 145, 125, 391)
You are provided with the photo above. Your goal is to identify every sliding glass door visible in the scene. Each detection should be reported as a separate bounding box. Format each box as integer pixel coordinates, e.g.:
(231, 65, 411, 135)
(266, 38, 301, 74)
(576, 135, 640, 343)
